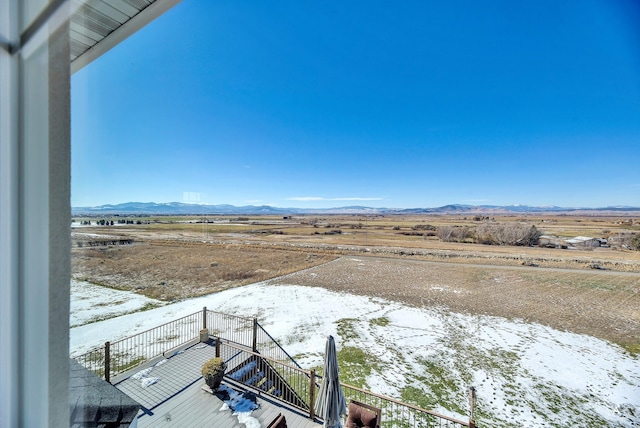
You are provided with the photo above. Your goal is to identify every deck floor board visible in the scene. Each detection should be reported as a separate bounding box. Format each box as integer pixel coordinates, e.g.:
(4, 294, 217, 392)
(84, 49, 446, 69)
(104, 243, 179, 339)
(114, 341, 321, 427)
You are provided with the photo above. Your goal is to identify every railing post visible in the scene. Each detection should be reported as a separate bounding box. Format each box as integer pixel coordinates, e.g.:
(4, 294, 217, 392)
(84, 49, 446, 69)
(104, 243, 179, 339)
(252, 318, 258, 352)
(468, 386, 476, 428)
(309, 369, 316, 420)
(104, 341, 111, 383)
(202, 306, 207, 329)
(215, 337, 221, 358)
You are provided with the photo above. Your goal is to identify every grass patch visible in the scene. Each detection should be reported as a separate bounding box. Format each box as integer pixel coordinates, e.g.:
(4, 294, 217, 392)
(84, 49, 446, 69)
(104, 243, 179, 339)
(139, 302, 163, 311)
(111, 353, 147, 375)
(622, 342, 640, 356)
(529, 382, 611, 428)
(337, 346, 379, 389)
(93, 299, 127, 307)
(70, 301, 164, 328)
(75, 350, 147, 379)
(415, 357, 461, 405)
(336, 318, 360, 341)
(400, 385, 437, 410)
(76, 313, 122, 327)
(369, 316, 390, 327)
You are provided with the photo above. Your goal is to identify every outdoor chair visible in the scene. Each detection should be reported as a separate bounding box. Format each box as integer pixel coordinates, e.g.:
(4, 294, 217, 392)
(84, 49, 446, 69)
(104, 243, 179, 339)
(345, 400, 381, 428)
(266, 412, 287, 428)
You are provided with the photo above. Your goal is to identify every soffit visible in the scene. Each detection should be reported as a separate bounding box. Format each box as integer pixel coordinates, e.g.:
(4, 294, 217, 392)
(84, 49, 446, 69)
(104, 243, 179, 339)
(70, 0, 181, 74)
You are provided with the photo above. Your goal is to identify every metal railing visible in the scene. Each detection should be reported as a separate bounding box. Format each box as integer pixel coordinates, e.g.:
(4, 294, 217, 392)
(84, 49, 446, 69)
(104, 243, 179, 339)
(219, 340, 471, 428)
(73, 309, 475, 427)
(221, 340, 315, 416)
(106, 310, 202, 380)
(341, 383, 471, 428)
(73, 307, 257, 381)
(205, 309, 255, 348)
(73, 346, 107, 379)
(254, 321, 303, 368)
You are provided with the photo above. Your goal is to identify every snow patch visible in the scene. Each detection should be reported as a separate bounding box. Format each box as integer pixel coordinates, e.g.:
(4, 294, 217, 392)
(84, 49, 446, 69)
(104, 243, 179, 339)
(141, 377, 159, 388)
(70, 282, 640, 427)
(70, 279, 163, 327)
(236, 412, 261, 428)
(131, 367, 153, 380)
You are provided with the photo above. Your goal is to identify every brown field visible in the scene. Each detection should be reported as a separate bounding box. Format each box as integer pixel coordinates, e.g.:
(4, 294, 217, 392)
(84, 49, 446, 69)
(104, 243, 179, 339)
(72, 241, 335, 300)
(270, 256, 640, 353)
(71, 213, 640, 352)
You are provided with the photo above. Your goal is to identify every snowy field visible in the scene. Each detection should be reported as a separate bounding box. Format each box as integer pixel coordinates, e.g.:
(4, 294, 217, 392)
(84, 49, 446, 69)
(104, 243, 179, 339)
(70, 279, 164, 327)
(70, 281, 640, 427)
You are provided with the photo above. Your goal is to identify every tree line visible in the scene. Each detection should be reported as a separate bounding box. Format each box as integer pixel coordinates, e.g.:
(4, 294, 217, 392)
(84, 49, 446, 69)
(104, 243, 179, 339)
(437, 222, 542, 246)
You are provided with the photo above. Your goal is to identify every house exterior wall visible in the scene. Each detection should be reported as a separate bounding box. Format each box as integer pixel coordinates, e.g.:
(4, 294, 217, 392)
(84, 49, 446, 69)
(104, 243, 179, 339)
(0, 1, 70, 426)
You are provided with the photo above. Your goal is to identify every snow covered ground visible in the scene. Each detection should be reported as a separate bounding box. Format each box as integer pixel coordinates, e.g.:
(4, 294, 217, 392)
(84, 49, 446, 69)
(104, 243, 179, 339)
(70, 281, 640, 427)
(70, 280, 164, 328)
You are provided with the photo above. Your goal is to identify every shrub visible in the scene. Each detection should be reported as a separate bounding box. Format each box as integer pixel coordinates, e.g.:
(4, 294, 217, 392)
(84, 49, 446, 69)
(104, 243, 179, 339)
(475, 223, 541, 246)
(412, 224, 436, 231)
(437, 225, 454, 242)
(202, 357, 226, 391)
(202, 357, 226, 377)
(324, 229, 342, 235)
(437, 225, 473, 242)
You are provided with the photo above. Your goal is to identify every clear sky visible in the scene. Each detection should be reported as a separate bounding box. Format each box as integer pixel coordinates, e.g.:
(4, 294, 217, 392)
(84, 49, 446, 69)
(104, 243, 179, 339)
(71, 0, 640, 209)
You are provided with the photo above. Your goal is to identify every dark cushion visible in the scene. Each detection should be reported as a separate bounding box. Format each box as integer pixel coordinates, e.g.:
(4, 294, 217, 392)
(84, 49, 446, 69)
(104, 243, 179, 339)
(346, 402, 378, 428)
(361, 409, 377, 427)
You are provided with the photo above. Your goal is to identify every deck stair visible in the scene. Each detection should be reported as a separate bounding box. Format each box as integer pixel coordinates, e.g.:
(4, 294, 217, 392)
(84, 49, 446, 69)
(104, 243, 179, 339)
(73, 308, 474, 427)
(226, 354, 310, 411)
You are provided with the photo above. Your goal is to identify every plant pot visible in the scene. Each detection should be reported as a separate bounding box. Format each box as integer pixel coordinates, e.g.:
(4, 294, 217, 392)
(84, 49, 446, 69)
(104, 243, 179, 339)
(200, 328, 209, 343)
(204, 370, 225, 391)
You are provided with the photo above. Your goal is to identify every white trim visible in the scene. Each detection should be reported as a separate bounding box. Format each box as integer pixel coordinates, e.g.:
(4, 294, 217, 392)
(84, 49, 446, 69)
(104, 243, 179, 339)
(1, 0, 180, 425)
(71, 0, 181, 74)
(0, 1, 20, 426)
(1, 1, 71, 425)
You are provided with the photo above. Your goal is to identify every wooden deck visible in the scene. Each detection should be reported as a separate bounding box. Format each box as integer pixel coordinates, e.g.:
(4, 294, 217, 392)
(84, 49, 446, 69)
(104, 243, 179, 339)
(113, 341, 321, 428)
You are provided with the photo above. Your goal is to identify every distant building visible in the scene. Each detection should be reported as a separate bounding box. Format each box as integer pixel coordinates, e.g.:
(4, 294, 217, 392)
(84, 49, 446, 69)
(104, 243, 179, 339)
(565, 236, 602, 248)
(539, 235, 608, 249)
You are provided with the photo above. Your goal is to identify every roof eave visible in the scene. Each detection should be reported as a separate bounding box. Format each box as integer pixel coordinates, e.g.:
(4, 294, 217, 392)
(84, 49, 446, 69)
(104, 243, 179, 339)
(70, 0, 181, 74)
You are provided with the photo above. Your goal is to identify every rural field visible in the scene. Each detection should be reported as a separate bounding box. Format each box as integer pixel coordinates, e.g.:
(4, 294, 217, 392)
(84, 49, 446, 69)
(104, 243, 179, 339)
(71, 213, 640, 351)
(71, 213, 640, 426)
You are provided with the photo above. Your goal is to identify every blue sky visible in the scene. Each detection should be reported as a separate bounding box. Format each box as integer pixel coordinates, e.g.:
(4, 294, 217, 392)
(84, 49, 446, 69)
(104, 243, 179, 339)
(71, 0, 640, 209)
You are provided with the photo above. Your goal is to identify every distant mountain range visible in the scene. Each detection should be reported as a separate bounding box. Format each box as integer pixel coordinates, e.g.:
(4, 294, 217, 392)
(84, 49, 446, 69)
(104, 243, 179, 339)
(71, 202, 640, 216)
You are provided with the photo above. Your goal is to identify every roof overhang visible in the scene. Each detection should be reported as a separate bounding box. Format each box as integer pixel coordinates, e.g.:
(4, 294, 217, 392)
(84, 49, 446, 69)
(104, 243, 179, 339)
(70, 0, 181, 74)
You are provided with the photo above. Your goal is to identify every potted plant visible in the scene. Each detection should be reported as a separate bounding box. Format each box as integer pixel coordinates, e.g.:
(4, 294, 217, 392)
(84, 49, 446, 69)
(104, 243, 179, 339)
(202, 357, 226, 391)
